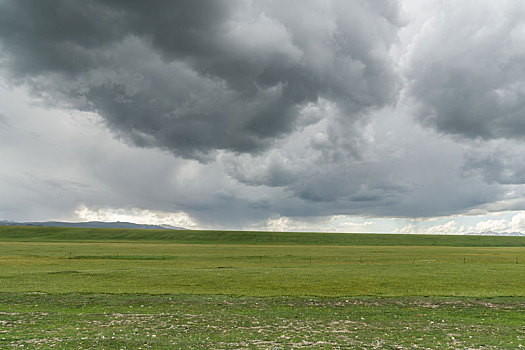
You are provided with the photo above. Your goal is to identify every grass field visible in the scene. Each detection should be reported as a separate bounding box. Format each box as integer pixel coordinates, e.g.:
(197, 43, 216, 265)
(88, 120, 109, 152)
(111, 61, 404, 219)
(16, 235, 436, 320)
(1, 226, 525, 348)
(2, 226, 525, 246)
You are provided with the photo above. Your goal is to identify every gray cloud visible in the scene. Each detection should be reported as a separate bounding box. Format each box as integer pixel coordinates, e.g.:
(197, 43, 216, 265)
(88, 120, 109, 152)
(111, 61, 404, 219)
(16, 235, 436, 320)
(405, 0, 525, 140)
(461, 142, 525, 185)
(4, 0, 525, 229)
(0, 79, 514, 227)
(222, 103, 503, 219)
(0, 0, 402, 159)
(0, 112, 10, 129)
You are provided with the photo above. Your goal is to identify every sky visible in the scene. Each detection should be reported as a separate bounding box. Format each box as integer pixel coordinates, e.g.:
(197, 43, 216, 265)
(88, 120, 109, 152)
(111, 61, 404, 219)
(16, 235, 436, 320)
(2, 0, 525, 233)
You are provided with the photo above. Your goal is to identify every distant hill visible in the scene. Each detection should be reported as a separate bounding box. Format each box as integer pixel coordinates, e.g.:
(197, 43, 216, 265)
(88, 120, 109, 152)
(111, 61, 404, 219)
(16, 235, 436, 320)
(0, 220, 185, 230)
(462, 230, 525, 236)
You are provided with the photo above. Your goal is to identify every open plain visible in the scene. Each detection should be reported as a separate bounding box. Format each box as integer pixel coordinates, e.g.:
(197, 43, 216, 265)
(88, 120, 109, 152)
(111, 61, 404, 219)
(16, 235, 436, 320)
(1, 226, 524, 348)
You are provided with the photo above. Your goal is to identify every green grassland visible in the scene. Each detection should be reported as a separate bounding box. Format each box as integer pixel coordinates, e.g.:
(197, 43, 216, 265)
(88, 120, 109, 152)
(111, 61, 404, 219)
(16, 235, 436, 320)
(1, 226, 525, 348)
(2, 225, 525, 246)
(2, 241, 525, 296)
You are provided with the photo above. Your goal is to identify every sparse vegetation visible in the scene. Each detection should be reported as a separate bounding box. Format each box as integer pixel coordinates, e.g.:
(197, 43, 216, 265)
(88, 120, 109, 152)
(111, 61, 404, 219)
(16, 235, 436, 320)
(2, 294, 525, 349)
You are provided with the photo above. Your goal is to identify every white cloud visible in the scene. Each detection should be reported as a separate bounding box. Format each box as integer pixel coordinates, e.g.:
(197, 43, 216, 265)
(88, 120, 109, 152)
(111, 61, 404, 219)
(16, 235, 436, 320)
(394, 224, 417, 234)
(75, 205, 199, 229)
(510, 211, 525, 231)
(260, 215, 376, 233)
(394, 211, 525, 234)
(474, 219, 509, 233)
(415, 222, 458, 234)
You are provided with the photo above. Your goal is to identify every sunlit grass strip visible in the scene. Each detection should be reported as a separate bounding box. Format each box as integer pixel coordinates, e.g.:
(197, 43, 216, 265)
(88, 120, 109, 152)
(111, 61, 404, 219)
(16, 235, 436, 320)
(1, 226, 525, 246)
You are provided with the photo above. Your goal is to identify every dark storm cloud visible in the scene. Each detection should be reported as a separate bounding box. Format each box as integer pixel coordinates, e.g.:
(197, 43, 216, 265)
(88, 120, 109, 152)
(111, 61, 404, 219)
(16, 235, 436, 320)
(0, 0, 402, 159)
(405, 1, 525, 140)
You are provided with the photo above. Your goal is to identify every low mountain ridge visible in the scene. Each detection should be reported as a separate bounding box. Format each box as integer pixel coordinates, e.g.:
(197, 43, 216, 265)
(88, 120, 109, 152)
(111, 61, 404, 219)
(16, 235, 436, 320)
(0, 220, 185, 230)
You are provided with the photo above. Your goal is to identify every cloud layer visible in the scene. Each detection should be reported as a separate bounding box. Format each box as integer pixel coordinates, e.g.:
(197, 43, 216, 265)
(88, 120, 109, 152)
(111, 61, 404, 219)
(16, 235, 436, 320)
(2, 0, 525, 231)
(405, 0, 525, 140)
(0, 0, 401, 159)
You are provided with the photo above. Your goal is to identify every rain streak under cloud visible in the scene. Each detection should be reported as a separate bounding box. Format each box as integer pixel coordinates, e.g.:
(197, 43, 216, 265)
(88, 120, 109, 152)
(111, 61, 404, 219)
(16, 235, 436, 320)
(2, 0, 525, 233)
